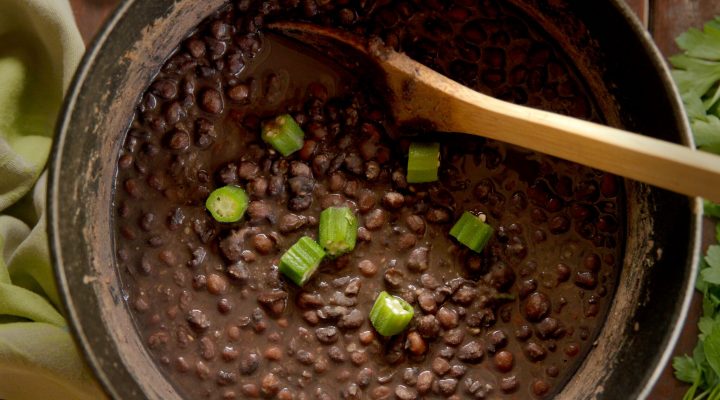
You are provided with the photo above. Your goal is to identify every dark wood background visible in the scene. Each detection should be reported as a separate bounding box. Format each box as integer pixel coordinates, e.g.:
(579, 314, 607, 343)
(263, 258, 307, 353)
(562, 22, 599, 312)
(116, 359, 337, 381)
(66, 0, 720, 398)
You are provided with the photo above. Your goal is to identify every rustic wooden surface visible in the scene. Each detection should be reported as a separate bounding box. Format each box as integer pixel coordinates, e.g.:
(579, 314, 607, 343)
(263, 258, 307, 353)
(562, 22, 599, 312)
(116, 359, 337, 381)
(66, 0, 720, 398)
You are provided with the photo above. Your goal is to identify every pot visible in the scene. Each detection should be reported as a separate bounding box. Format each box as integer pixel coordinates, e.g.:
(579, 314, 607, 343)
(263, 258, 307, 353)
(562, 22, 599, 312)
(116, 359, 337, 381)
(48, 0, 701, 399)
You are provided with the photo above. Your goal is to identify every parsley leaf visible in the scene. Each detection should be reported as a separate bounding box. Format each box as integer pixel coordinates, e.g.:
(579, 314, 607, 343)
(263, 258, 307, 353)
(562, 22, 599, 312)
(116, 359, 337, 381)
(671, 56, 720, 100)
(702, 246, 720, 287)
(675, 355, 701, 384)
(672, 15, 720, 400)
(676, 17, 720, 61)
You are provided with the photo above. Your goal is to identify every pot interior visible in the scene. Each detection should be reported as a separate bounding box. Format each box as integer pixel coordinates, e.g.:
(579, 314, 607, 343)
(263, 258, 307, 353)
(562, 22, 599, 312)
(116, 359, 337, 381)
(49, 1, 699, 399)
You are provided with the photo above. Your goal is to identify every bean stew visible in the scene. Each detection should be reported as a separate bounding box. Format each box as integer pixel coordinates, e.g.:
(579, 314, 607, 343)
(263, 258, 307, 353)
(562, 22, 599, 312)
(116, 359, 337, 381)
(113, 1, 624, 399)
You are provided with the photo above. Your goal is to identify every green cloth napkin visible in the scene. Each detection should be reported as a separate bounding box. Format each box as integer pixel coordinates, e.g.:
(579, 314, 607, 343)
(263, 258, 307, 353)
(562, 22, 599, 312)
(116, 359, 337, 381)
(0, 0, 106, 398)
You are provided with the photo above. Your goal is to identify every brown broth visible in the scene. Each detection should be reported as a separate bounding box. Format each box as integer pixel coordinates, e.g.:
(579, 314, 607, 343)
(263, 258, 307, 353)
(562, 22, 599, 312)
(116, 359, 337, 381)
(113, 1, 623, 399)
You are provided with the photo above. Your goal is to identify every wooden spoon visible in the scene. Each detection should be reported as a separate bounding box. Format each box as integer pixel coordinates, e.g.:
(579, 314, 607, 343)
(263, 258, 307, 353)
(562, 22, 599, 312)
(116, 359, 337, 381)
(270, 21, 720, 202)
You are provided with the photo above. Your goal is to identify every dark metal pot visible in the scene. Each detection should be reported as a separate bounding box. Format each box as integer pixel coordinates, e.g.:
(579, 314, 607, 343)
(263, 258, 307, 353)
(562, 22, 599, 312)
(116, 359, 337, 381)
(48, 0, 701, 399)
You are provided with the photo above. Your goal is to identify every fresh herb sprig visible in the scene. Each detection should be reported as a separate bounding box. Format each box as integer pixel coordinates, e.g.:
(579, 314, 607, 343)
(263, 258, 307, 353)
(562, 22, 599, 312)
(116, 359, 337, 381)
(671, 16, 720, 400)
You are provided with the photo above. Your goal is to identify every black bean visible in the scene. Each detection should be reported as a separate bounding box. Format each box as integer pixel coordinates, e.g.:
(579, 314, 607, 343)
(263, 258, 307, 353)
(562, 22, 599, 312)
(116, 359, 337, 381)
(488, 261, 515, 290)
(165, 102, 186, 125)
(382, 192, 404, 209)
(536, 317, 564, 339)
(200, 89, 223, 114)
(494, 350, 514, 372)
(359, 260, 378, 277)
(216, 370, 237, 386)
(397, 233, 417, 250)
(556, 263, 571, 282)
(289, 195, 313, 211)
(575, 271, 598, 289)
(532, 379, 551, 396)
(524, 342, 547, 361)
(186, 38, 205, 58)
(448, 364, 466, 378)
(257, 290, 288, 316)
(343, 153, 364, 175)
(218, 163, 238, 185)
(278, 213, 305, 233)
(365, 161, 381, 180)
(358, 190, 377, 213)
(365, 209, 387, 230)
(187, 309, 210, 331)
(401, 332, 425, 357)
(487, 329, 508, 351)
(225, 262, 249, 284)
(289, 176, 314, 196)
(384, 268, 404, 288)
(357, 368, 373, 387)
(345, 278, 361, 296)
(524, 292, 551, 322)
(338, 309, 364, 329)
(417, 291, 437, 314)
(425, 207, 450, 223)
(268, 175, 285, 197)
(317, 305, 348, 321)
(189, 247, 207, 267)
(438, 378, 458, 396)
(416, 315, 440, 338)
(406, 215, 426, 235)
(151, 79, 177, 100)
(252, 234, 274, 254)
(407, 247, 429, 272)
(518, 279, 537, 299)
(436, 307, 458, 329)
(549, 215, 571, 234)
(327, 345, 346, 362)
(261, 372, 280, 396)
(451, 285, 476, 306)
(432, 357, 451, 375)
(207, 273, 228, 295)
(417, 370, 433, 394)
(394, 385, 417, 400)
(392, 170, 408, 190)
(236, 161, 258, 180)
(247, 201, 271, 222)
(583, 253, 602, 271)
(457, 341, 484, 363)
(331, 291, 357, 307)
(420, 274, 440, 290)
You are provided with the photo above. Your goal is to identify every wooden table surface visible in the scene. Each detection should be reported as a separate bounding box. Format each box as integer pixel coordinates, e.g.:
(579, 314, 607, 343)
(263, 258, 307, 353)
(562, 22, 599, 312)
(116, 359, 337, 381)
(67, 0, 720, 398)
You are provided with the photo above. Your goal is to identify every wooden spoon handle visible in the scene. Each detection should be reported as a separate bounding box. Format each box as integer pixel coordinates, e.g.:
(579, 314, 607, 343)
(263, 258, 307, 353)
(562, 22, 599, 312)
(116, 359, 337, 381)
(383, 51, 720, 202)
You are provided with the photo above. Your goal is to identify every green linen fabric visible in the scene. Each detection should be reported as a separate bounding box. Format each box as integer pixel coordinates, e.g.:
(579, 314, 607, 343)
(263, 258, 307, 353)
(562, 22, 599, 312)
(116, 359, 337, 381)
(0, 0, 106, 398)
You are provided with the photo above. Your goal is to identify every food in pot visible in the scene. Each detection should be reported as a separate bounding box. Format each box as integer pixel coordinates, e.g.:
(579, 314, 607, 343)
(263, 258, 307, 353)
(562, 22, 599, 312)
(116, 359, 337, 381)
(113, 1, 623, 398)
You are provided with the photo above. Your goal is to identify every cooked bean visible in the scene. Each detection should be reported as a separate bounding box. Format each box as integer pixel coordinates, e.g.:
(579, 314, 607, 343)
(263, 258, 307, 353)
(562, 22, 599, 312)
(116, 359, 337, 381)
(364, 209, 386, 230)
(358, 260, 378, 277)
(524, 292, 551, 322)
(436, 307, 458, 329)
(524, 342, 547, 361)
(407, 247, 429, 272)
(406, 331, 427, 355)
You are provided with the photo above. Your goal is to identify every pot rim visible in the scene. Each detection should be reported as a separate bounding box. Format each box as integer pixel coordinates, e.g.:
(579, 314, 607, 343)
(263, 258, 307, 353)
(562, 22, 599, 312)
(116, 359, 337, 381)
(604, 2, 701, 399)
(47, 1, 703, 399)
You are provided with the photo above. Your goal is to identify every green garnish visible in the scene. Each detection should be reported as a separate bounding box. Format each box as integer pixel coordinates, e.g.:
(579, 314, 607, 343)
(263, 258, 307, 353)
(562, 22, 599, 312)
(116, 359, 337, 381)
(369, 291, 414, 336)
(670, 16, 720, 154)
(670, 16, 720, 400)
(205, 185, 249, 223)
(449, 211, 494, 253)
(407, 142, 440, 183)
(279, 236, 326, 286)
(318, 206, 358, 257)
(261, 114, 305, 156)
